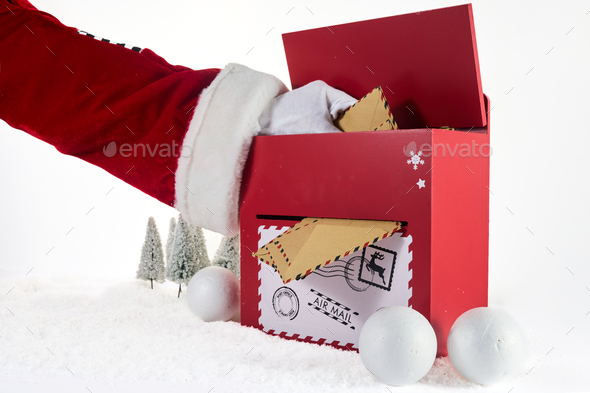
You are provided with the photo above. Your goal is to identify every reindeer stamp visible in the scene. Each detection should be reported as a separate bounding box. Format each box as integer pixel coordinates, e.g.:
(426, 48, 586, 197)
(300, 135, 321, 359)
(358, 245, 397, 291)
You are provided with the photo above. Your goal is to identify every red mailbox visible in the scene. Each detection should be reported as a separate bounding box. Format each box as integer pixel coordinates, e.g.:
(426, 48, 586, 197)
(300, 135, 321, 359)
(239, 4, 489, 356)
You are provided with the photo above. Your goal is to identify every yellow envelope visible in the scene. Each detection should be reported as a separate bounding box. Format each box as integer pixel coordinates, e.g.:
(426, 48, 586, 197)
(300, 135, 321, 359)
(334, 86, 398, 132)
(252, 218, 403, 283)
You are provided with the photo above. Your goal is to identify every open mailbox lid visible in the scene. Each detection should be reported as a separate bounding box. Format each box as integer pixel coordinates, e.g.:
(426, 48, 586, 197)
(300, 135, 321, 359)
(282, 3, 486, 129)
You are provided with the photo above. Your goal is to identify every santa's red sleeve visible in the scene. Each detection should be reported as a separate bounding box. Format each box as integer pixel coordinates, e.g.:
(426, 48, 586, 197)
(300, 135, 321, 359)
(0, 0, 287, 236)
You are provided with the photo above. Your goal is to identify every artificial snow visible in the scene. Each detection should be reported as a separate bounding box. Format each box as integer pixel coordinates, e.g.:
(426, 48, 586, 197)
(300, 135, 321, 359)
(0, 274, 585, 393)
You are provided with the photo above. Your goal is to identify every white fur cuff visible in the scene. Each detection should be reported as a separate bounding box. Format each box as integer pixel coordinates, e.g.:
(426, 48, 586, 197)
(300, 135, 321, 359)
(174, 64, 288, 236)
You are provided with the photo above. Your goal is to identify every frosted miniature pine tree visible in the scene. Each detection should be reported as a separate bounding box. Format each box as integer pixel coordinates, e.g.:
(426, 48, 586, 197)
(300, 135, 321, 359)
(212, 234, 240, 278)
(166, 216, 197, 297)
(165, 216, 177, 263)
(192, 225, 211, 272)
(136, 217, 165, 289)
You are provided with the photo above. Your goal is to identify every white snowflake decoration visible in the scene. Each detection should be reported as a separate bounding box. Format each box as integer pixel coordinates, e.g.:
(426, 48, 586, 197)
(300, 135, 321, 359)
(406, 151, 425, 170)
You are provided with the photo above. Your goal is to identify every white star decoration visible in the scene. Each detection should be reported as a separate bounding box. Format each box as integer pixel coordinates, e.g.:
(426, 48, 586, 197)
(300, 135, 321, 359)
(417, 179, 426, 189)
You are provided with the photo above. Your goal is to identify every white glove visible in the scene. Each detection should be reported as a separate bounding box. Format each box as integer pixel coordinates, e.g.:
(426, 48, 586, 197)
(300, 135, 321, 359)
(257, 80, 357, 136)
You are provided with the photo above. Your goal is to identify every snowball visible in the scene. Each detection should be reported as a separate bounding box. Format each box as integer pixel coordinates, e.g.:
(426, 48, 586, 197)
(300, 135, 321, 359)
(186, 266, 240, 322)
(447, 307, 526, 385)
(358, 306, 437, 386)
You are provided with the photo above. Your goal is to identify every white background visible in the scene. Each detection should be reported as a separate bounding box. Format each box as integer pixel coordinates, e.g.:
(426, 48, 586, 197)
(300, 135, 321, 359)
(1, 0, 589, 392)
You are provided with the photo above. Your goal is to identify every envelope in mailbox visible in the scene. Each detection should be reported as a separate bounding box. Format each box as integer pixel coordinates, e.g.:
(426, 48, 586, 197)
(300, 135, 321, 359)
(252, 218, 403, 283)
(334, 86, 398, 132)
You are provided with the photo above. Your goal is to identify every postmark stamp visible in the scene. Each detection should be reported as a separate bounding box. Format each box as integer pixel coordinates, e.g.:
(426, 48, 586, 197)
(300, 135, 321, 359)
(272, 286, 300, 320)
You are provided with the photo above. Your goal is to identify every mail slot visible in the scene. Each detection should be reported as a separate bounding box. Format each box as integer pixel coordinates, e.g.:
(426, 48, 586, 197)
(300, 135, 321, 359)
(239, 4, 490, 357)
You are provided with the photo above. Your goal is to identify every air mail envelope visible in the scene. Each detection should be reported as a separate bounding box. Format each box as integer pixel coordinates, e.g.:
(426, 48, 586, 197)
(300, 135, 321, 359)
(256, 224, 413, 350)
(334, 86, 398, 132)
(252, 218, 403, 283)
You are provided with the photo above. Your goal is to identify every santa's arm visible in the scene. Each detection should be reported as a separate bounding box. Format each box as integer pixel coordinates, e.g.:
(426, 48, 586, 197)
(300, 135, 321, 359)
(0, 0, 288, 236)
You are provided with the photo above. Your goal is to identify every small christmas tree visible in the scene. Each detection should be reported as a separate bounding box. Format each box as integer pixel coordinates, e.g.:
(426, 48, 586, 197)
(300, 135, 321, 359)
(166, 216, 197, 297)
(212, 234, 240, 278)
(192, 225, 211, 272)
(165, 216, 177, 263)
(136, 217, 165, 289)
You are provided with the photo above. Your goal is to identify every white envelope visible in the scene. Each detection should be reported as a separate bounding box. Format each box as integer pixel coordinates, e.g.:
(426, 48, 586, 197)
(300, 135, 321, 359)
(257, 225, 413, 350)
